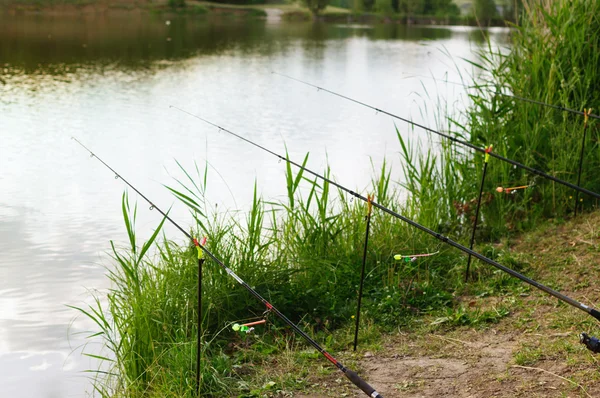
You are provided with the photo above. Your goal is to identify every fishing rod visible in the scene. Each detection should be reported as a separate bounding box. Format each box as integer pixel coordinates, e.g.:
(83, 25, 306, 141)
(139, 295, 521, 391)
(400, 72, 600, 121)
(272, 72, 600, 202)
(72, 137, 384, 398)
(170, 107, 600, 353)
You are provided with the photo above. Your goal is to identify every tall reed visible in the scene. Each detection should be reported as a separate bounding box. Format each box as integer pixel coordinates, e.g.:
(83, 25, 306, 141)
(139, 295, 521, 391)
(464, 0, 600, 233)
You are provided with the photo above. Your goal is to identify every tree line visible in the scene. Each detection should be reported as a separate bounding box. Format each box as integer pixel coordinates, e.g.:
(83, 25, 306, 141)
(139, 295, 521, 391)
(304, 0, 521, 22)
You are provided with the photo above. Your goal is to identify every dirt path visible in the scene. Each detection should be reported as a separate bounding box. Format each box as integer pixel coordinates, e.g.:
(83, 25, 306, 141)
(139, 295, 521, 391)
(295, 213, 600, 398)
(360, 332, 516, 397)
(358, 332, 594, 397)
(298, 327, 599, 397)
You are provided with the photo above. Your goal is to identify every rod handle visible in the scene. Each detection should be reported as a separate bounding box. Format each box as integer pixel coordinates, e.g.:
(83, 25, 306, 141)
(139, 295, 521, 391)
(344, 369, 383, 398)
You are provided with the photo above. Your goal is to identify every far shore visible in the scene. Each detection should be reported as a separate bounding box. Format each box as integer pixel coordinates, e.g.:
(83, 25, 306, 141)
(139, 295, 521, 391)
(0, 0, 510, 27)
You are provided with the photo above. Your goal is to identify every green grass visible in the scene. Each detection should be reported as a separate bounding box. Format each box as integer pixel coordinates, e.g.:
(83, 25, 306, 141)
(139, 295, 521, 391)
(75, 149, 524, 395)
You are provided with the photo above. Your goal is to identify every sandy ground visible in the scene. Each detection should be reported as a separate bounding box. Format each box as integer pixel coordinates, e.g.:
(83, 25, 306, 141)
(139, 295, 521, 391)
(297, 327, 599, 397)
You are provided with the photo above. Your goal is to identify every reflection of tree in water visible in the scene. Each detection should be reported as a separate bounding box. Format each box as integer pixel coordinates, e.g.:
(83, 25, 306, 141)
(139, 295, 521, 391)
(0, 14, 271, 69)
(0, 14, 461, 73)
(370, 24, 453, 40)
(466, 27, 491, 44)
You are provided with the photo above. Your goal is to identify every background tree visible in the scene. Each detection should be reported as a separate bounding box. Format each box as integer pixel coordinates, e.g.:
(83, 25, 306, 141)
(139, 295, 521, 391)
(303, 0, 329, 15)
(473, 0, 497, 25)
(398, 0, 424, 15)
(374, 0, 394, 14)
(362, 0, 376, 12)
(168, 0, 185, 8)
(423, 0, 460, 16)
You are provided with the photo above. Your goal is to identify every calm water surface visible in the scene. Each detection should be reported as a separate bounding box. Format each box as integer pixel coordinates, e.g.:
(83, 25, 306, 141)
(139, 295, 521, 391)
(0, 13, 509, 396)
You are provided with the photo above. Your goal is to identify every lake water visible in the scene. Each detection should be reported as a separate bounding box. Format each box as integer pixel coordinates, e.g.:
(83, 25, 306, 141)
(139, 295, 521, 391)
(0, 12, 509, 397)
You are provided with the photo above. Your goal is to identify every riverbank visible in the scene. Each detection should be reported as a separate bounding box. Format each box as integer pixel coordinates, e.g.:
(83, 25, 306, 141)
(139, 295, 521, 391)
(0, 0, 509, 26)
(68, 0, 599, 396)
(212, 212, 600, 397)
(77, 200, 600, 397)
(281, 8, 508, 26)
(0, 0, 267, 17)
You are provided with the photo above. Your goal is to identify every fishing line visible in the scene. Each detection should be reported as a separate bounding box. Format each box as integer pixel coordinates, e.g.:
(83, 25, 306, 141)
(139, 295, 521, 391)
(72, 137, 384, 398)
(271, 72, 600, 201)
(400, 72, 600, 121)
(169, 108, 600, 351)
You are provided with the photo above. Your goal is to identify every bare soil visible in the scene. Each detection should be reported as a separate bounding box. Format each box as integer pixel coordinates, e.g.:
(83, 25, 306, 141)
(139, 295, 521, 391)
(297, 326, 599, 398)
(296, 213, 600, 398)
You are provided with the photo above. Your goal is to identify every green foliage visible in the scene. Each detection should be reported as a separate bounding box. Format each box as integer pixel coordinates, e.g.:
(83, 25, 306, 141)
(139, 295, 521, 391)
(328, 0, 352, 9)
(168, 0, 185, 8)
(302, 0, 329, 15)
(514, 343, 543, 365)
(362, 0, 375, 12)
(463, 0, 600, 232)
(423, 0, 460, 17)
(430, 305, 510, 327)
(397, 0, 424, 15)
(374, 0, 393, 14)
(473, 0, 497, 25)
(394, 0, 458, 16)
(207, 0, 268, 5)
(399, 0, 600, 238)
(79, 155, 505, 395)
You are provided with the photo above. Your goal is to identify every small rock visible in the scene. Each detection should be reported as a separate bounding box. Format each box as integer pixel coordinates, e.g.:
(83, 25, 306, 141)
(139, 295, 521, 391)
(364, 351, 374, 358)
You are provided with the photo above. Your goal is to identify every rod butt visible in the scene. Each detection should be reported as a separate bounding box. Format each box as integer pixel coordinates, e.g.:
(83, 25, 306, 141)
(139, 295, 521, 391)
(344, 369, 383, 398)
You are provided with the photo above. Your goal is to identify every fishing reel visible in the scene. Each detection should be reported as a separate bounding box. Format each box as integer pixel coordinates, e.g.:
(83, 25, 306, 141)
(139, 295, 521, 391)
(580, 333, 600, 353)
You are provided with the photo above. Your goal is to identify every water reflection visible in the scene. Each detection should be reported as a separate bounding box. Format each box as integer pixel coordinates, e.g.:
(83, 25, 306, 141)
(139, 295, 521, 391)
(0, 13, 464, 72)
